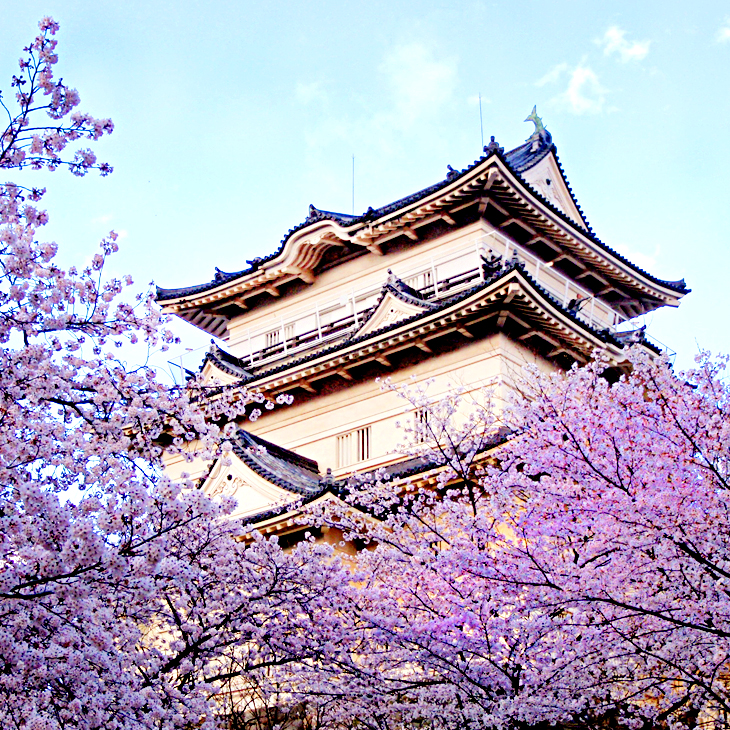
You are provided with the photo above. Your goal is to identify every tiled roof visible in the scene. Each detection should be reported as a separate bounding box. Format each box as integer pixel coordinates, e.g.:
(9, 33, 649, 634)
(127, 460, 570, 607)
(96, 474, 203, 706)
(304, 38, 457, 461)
(231, 430, 324, 496)
(156, 123, 688, 305)
(204, 344, 253, 378)
(347, 271, 438, 340)
(202, 261, 643, 388)
(503, 130, 554, 172)
(237, 427, 513, 530)
(502, 143, 687, 295)
(155, 130, 556, 303)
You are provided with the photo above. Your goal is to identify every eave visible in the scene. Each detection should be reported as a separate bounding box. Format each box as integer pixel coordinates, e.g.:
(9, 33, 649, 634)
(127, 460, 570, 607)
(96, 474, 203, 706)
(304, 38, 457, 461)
(157, 218, 356, 334)
(158, 144, 687, 335)
(351, 153, 686, 317)
(236, 434, 508, 537)
(204, 265, 649, 396)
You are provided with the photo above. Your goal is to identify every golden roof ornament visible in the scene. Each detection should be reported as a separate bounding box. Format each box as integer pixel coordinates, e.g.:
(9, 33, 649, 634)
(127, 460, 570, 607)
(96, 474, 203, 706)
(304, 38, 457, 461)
(525, 105, 546, 137)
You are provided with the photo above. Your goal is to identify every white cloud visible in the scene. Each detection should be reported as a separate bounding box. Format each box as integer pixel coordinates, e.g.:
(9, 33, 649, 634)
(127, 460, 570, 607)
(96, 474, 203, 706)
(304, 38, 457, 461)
(378, 42, 457, 130)
(294, 40, 459, 205)
(613, 242, 659, 274)
(559, 66, 606, 115)
(538, 63, 606, 115)
(717, 19, 730, 43)
(536, 63, 569, 87)
(295, 81, 326, 105)
(597, 26, 650, 62)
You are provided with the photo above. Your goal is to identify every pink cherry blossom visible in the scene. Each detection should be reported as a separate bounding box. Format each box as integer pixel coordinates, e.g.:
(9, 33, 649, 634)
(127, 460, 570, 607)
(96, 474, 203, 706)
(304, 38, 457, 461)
(0, 19, 353, 730)
(308, 352, 730, 729)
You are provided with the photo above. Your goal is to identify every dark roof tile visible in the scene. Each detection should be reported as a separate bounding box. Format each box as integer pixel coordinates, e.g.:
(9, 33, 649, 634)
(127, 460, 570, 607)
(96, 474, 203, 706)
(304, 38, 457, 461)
(231, 429, 324, 496)
(156, 127, 688, 304)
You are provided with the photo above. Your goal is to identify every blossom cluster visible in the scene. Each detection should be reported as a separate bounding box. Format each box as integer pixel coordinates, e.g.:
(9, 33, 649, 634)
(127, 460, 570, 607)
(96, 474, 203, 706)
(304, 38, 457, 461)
(0, 19, 352, 730)
(1, 16, 113, 177)
(297, 353, 730, 730)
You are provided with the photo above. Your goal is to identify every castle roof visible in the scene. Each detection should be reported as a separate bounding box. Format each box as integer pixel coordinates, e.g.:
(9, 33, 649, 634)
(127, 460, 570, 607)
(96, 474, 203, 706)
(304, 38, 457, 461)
(156, 130, 571, 301)
(201, 261, 655, 400)
(231, 430, 325, 497)
(156, 122, 688, 338)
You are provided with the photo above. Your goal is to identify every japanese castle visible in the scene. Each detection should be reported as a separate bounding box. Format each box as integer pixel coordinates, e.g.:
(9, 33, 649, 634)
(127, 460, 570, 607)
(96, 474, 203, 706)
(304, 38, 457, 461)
(156, 112, 688, 533)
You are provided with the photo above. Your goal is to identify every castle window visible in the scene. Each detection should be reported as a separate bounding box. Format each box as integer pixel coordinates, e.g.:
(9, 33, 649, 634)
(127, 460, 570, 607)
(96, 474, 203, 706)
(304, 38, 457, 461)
(337, 426, 371, 468)
(264, 324, 294, 351)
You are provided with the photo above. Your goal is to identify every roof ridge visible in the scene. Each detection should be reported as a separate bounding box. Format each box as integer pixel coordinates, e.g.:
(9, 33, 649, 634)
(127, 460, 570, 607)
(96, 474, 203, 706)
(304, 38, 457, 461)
(156, 127, 688, 305)
(239, 263, 633, 384)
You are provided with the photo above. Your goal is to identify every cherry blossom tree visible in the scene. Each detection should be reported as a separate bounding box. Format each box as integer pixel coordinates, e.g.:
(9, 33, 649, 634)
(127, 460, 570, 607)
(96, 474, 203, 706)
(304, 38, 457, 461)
(309, 353, 730, 730)
(0, 19, 350, 730)
(5, 19, 726, 730)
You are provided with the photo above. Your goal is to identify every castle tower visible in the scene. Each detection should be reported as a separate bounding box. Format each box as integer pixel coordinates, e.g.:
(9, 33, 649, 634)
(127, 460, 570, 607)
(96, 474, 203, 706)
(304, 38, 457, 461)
(156, 114, 688, 530)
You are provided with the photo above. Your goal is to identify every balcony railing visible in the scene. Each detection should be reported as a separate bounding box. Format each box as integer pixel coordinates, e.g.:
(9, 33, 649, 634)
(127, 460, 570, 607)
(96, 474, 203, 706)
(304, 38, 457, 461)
(168, 231, 673, 380)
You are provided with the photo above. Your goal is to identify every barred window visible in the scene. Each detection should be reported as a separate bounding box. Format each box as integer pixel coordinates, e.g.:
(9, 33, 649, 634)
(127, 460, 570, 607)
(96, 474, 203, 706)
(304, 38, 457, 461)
(264, 324, 294, 350)
(336, 426, 371, 468)
(415, 408, 430, 443)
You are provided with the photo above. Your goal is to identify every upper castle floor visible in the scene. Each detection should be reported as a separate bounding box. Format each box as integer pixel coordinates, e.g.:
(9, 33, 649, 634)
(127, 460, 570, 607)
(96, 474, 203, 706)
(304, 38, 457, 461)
(158, 116, 688, 383)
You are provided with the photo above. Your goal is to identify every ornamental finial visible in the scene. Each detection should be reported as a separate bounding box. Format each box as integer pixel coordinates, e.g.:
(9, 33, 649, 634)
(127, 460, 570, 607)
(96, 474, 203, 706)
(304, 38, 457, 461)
(525, 105, 546, 137)
(484, 136, 503, 155)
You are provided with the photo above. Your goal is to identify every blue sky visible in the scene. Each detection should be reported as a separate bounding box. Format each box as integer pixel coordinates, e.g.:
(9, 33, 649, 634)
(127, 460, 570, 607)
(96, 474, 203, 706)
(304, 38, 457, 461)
(2, 0, 729, 372)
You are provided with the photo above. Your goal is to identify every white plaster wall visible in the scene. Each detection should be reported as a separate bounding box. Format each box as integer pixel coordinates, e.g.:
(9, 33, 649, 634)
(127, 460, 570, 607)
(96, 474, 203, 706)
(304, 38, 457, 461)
(225, 220, 492, 355)
(248, 333, 555, 477)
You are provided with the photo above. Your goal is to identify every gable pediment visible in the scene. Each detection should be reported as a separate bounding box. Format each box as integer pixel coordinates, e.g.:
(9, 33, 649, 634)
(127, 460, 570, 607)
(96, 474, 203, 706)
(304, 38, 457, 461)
(354, 279, 437, 339)
(201, 429, 325, 520)
(520, 151, 588, 229)
(203, 451, 300, 520)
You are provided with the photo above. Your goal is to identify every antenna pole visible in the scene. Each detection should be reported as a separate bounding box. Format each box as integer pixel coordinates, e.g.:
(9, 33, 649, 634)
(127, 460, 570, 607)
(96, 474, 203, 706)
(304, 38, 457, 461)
(352, 154, 355, 215)
(479, 93, 484, 148)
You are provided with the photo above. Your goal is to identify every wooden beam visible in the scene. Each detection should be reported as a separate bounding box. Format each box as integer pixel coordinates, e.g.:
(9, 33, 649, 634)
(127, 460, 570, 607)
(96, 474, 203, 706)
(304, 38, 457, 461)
(497, 311, 510, 328)
(265, 285, 280, 298)
(548, 344, 586, 363)
(202, 309, 229, 319)
(205, 300, 236, 312)
(337, 369, 353, 381)
(366, 243, 383, 255)
(415, 340, 432, 353)
(500, 218, 536, 235)
(485, 197, 510, 217)
(441, 214, 456, 226)
(300, 381, 316, 394)
(550, 253, 586, 270)
(526, 236, 562, 253)
(298, 269, 315, 285)
(456, 326, 473, 339)
(404, 227, 419, 241)
(375, 354, 391, 367)
(532, 331, 563, 349)
(484, 171, 498, 190)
